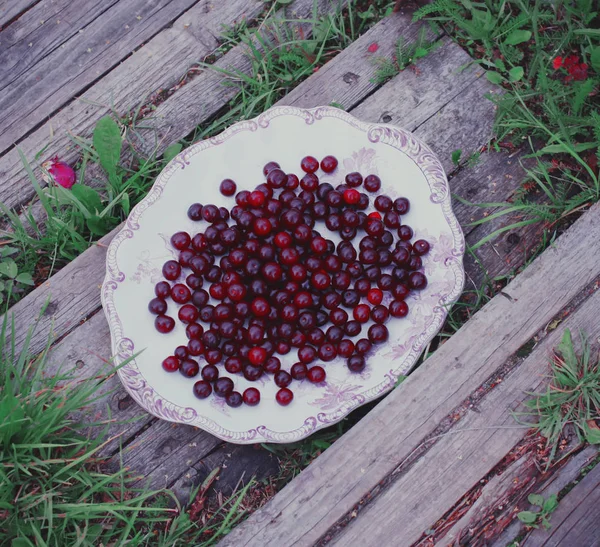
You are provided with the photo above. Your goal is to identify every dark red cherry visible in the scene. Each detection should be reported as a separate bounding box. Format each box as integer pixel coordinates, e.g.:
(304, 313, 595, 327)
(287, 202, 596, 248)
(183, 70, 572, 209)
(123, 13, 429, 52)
(220, 179, 237, 196)
(187, 203, 203, 221)
(193, 380, 212, 399)
(276, 388, 294, 406)
(214, 377, 234, 397)
(162, 356, 179, 372)
(243, 387, 261, 406)
(345, 172, 363, 187)
(155, 315, 175, 333)
(321, 155, 338, 173)
(409, 271, 428, 290)
(307, 366, 326, 383)
(347, 355, 366, 372)
(226, 391, 243, 407)
(368, 324, 389, 344)
(364, 174, 381, 193)
(180, 359, 199, 378)
(162, 260, 181, 281)
(390, 300, 409, 317)
(274, 370, 292, 388)
(413, 239, 430, 255)
(171, 231, 191, 250)
(291, 362, 308, 380)
(301, 156, 319, 173)
(148, 298, 167, 315)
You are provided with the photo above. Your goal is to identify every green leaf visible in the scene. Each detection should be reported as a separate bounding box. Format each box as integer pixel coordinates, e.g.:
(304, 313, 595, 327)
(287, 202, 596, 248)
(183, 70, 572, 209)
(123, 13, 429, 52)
(494, 58, 506, 71)
(0, 259, 18, 279)
(584, 421, 600, 444)
(70, 184, 103, 214)
(517, 511, 539, 524)
(590, 47, 600, 73)
(543, 494, 559, 513)
(86, 215, 111, 236)
(12, 537, 31, 547)
(451, 149, 462, 166)
(504, 30, 531, 45)
(486, 71, 504, 84)
(15, 272, 34, 285)
(528, 493, 545, 507)
(508, 66, 524, 82)
(538, 142, 597, 155)
(163, 143, 183, 164)
(93, 116, 122, 181)
(0, 281, 5, 292)
(414, 46, 428, 59)
(312, 439, 331, 450)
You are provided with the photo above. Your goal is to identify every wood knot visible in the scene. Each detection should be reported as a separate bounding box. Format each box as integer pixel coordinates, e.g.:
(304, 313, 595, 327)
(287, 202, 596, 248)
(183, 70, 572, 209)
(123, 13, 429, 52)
(343, 72, 359, 84)
(43, 301, 59, 316)
(381, 113, 393, 123)
(75, 359, 85, 369)
(117, 394, 134, 411)
(506, 233, 521, 246)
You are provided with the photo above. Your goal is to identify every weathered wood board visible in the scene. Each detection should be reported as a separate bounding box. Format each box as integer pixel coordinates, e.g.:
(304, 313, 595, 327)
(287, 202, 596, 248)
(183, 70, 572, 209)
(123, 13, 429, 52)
(0, 0, 38, 28)
(219, 201, 600, 546)
(525, 462, 600, 547)
(0, 0, 266, 209)
(0, 0, 204, 154)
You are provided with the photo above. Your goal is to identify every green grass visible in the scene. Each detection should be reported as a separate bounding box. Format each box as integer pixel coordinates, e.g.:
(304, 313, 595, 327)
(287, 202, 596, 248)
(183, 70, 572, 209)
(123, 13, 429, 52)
(415, 0, 600, 249)
(0, 306, 256, 546)
(514, 329, 600, 465)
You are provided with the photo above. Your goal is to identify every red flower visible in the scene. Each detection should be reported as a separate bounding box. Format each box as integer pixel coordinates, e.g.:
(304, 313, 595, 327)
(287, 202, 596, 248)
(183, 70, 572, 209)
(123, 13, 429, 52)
(552, 56, 563, 69)
(367, 42, 379, 53)
(42, 157, 76, 189)
(563, 55, 579, 69)
(568, 62, 588, 81)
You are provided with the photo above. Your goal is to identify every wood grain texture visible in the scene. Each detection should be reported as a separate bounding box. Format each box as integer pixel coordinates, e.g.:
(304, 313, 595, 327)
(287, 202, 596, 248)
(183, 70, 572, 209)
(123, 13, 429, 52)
(525, 463, 600, 547)
(130, 0, 347, 158)
(218, 202, 600, 547)
(279, 14, 435, 111)
(0, 0, 119, 96)
(331, 287, 600, 546)
(0, 0, 264, 209)
(0, 0, 38, 28)
(489, 445, 599, 547)
(0, 0, 209, 155)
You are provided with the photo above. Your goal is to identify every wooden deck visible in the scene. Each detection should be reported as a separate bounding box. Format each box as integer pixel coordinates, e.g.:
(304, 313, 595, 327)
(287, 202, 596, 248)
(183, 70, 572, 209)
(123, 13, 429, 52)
(1, 1, 598, 545)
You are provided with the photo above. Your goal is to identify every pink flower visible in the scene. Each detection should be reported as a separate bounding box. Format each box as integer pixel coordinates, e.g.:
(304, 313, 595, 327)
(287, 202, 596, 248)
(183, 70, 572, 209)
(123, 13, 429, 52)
(552, 56, 563, 69)
(42, 157, 76, 189)
(367, 42, 379, 53)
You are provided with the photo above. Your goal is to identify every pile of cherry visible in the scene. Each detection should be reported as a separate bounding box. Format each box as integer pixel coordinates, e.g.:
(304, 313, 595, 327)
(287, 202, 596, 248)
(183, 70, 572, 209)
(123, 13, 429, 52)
(148, 155, 429, 408)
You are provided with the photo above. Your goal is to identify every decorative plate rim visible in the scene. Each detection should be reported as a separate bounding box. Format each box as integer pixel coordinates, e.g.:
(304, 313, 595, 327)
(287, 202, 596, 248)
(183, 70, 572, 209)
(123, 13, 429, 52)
(100, 105, 465, 444)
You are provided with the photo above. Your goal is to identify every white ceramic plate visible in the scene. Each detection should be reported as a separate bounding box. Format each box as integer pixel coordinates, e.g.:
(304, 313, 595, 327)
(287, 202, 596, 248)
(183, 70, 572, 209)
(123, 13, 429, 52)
(101, 106, 465, 444)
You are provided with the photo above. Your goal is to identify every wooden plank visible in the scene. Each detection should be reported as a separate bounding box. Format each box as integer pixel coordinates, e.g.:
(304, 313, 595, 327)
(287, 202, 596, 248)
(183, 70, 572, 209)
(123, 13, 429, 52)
(0, 0, 119, 96)
(0, 0, 202, 155)
(330, 287, 600, 546)
(0, 0, 265, 210)
(488, 445, 599, 547)
(218, 202, 600, 547)
(0, 0, 38, 28)
(130, 0, 359, 158)
(525, 462, 600, 547)
(278, 17, 437, 111)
